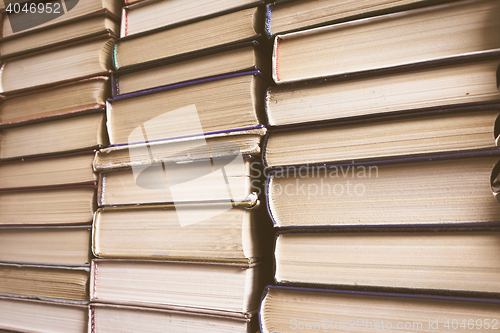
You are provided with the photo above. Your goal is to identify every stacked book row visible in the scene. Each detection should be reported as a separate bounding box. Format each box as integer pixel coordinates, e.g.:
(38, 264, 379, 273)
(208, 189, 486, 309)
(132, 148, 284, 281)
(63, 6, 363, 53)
(260, 0, 500, 331)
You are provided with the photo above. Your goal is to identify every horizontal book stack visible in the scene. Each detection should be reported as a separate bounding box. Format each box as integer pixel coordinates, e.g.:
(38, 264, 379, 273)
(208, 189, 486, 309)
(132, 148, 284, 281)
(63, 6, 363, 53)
(259, 0, 500, 331)
(0, 0, 121, 331)
(89, 1, 275, 332)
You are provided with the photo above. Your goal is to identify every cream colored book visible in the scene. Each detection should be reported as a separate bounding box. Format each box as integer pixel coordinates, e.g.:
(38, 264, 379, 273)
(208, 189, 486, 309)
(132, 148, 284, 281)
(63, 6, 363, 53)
(0, 112, 107, 160)
(275, 230, 500, 294)
(266, 57, 500, 126)
(98, 157, 259, 206)
(114, 7, 264, 68)
(0, 297, 87, 333)
(1, 0, 121, 38)
(264, 109, 500, 167)
(267, 154, 500, 227)
(90, 303, 258, 333)
(107, 74, 267, 146)
(0, 152, 96, 190)
(268, 0, 428, 35)
(91, 259, 269, 314)
(116, 45, 269, 95)
(93, 205, 272, 262)
(0, 76, 109, 126)
(122, 0, 262, 37)
(272, 0, 500, 84)
(0, 263, 89, 302)
(0, 226, 92, 265)
(0, 187, 96, 225)
(0, 37, 114, 94)
(0, 13, 119, 58)
(260, 286, 500, 333)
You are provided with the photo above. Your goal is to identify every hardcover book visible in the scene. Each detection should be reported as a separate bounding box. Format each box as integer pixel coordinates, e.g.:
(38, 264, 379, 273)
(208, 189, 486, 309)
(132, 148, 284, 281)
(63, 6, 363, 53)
(266, 151, 500, 227)
(113, 6, 266, 69)
(274, 229, 500, 296)
(90, 303, 258, 333)
(263, 106, 500, 168)
(0, 297, 87, 333)
(259, 286, 500, 333)
(265, 55, 500, 126)
(106, 72, 268, 147)
(0, 76, 109, 127)
(91, 259, 271, 314)
(121, 0, 264, 37)
(271, 0, 500, 84)
(0, 36, 115, 94)
(0, 11, 119, 59)
(0, 226, 92, 266)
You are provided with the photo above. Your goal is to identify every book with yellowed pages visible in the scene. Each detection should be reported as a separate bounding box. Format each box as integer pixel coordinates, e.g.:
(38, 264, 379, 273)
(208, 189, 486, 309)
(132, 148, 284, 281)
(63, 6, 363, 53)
(259, 286, 500, 333)
(93, 205, 273, 263)
(97, 156, 262, 207)
(0, 11, 119, 59)
(263, 105, 500, 168)
(112, 41, 270, 96)
(90, 302, 259, 333)
(0, 0, 121, 38)
(265, 0, 443, 36)
(266, 151, 500, 227)
(0, 226, 92, 266)
(91, 259, 271, 314)
(93, 127, 266, 171)
(0, 297, 87, 333)
(0, 36, 115, 95)
(274, 229, 500, 296)
(271, 0, 500, 84)
(0, 151, 96, 190)
(0, 76, 109, 127)
(0, 185, 96, 226)
(265, 55, 500, 126)
(121, 0, 264, 37)
(0, 111, 107, 160)
(106, 71, 269, 146)
(113, 6, 266, 69)
(0, 263, 89, 303)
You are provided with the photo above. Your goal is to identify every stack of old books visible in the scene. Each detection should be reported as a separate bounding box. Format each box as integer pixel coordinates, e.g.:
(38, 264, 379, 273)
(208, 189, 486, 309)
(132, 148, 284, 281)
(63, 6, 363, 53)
(88, 0, 274, 332)
(259, 0, 500, 331)
(0, 0, 120, 331)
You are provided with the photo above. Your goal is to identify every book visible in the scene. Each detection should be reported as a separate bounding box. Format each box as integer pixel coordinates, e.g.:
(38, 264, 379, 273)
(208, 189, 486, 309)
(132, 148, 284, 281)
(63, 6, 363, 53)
(0, 36, 114, 94)
(265, 55, 500, 126)
(98, 157, 261, 206)
(0, 151, 96, 190)
(90, 302, 258, 333)
(0, 226, 92, 265)
(0, 12, 119, 59)
(266, 0, 436, 35)
(0, 297, 87, 333)
(0, 263, 89, 302)
(0, 76, 109, 126)
(267, 152, 500, 227)
(274, 229, 500, 296)
(90, 259, 270, 314)
(113, 41, 270, 96)
(93, 127, 266, 171)
(272, 0, 500, 84)
(93, 205, 273, 262)
(0, 186, 96, 226)
(106, 72, 268, 146)
(263, 106, 500, 168)
(113, 6, 265, 69)
(1, 0, 121, 37)
(121, 0, 264, 37)
(259, 286, 500, 333)
(0, 111, 107, 160)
